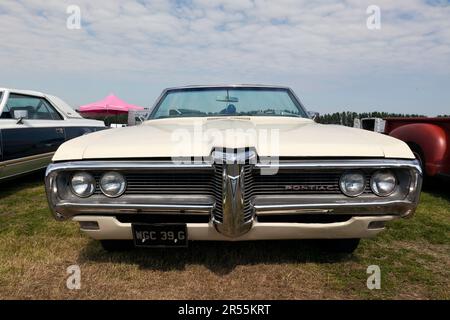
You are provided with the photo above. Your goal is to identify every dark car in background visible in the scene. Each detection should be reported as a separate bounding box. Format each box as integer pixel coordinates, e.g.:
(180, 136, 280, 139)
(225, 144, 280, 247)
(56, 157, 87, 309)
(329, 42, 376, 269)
(0, 88, 105, 180)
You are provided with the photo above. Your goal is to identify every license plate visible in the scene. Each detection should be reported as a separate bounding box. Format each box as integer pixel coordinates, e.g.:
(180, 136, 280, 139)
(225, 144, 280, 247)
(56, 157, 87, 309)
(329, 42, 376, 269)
(132, 223, 188, 248)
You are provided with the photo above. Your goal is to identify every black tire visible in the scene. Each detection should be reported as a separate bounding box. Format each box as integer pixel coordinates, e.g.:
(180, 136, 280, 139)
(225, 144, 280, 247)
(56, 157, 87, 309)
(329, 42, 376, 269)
(100, 240, 134, 252)
(320, 239, 360, 254)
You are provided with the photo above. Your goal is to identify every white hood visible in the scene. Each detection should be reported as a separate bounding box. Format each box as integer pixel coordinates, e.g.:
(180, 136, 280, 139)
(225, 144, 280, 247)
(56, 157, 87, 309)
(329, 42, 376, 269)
(53, 116, 414, 161)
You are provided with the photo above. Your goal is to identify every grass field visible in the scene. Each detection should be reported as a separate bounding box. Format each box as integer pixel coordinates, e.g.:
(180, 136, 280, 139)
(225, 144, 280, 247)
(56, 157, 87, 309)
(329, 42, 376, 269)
(0, 172, 449, 299)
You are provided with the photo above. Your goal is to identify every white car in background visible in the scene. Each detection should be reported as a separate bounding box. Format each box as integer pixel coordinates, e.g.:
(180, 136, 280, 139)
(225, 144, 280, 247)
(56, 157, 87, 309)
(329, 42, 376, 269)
(0, 88, 105, 180)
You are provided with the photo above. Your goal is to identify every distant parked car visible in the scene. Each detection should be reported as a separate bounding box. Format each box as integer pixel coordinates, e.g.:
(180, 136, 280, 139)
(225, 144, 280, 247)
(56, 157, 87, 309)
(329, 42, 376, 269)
(0, 88, 105, 180)
(357, 117, 450, 179)
(384, 117, 450, 179)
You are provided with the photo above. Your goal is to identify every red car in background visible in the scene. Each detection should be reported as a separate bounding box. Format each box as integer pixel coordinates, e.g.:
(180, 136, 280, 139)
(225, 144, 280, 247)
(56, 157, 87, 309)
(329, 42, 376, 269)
(359, 117, 450, 179)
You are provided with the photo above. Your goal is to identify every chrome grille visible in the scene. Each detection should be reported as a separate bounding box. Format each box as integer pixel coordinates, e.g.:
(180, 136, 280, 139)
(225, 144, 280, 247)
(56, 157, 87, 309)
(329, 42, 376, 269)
(93, 169, 371, 196)
(243, 165, 254, 221)
(91, 167, 373, 224)
(212, 165, 224, 222)
(93, 171, 216, 195)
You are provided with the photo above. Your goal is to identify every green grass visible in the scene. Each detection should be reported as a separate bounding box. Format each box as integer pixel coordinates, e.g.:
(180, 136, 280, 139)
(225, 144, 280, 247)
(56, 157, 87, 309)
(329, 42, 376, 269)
(0, 172, 449, 299)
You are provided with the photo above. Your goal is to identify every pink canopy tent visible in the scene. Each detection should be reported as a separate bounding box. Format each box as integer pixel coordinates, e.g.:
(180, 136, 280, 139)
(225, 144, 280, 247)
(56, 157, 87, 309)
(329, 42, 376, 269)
(79, 94, 144, 114)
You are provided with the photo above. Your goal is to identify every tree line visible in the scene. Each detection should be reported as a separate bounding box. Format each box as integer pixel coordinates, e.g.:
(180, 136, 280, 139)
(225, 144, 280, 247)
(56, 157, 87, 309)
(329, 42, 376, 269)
(315, 111, 427, 127)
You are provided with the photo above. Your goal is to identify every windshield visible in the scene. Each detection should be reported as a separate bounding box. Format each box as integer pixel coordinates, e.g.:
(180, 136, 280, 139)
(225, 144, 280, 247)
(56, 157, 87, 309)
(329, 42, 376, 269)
(150, 87, 307, 119)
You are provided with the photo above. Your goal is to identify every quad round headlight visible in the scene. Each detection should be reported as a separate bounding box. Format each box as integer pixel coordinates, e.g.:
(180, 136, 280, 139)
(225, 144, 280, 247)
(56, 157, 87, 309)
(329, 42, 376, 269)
(70, 172, 96, 198)
(99, 171, 126, 197)
(371, 170, 397, 196)
(339, 171, 366, 197)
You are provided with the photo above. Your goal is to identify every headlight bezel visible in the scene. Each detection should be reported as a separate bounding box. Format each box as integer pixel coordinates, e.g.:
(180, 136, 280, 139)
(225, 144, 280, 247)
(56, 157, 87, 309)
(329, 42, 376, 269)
(370, 169, 398, 197)
(99, 171, 127, 198)
(70, 172, 96, 198)
(339, 170, 367, 197)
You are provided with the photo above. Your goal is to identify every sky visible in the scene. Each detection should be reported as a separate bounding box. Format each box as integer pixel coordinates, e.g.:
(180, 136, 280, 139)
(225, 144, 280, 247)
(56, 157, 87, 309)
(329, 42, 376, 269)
(0, 0, 449, 115)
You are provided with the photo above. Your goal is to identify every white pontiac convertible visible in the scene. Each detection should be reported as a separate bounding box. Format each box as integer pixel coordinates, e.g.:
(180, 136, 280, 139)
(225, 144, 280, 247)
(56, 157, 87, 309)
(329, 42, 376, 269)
(45, 85, 422, 253)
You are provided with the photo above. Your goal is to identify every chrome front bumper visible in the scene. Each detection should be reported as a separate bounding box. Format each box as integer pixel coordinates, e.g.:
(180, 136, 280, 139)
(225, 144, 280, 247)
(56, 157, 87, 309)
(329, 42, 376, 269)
(45, 159, 422, 239)
(50, 196, 419, 219)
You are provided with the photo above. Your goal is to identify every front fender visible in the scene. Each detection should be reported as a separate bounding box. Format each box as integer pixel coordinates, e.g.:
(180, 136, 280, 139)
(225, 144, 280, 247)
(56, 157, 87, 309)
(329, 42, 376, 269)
(390, 123, 447, 176)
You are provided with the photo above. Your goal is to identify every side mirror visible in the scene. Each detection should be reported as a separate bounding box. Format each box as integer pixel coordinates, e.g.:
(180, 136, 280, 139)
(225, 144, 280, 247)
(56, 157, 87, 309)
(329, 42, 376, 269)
(13, 110, 28, 119)
(127, 110, 150, 126)
(13, 110, 28, 124)
(307, 111, 320, 121)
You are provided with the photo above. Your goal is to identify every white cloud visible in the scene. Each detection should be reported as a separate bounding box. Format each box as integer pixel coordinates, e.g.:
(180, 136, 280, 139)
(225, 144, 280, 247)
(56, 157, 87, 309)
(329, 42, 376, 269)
(0, 0, 448, 76)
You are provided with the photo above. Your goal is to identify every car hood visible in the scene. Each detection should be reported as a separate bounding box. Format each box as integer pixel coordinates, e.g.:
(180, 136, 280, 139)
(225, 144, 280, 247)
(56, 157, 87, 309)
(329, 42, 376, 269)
(52, 116, 414, 161)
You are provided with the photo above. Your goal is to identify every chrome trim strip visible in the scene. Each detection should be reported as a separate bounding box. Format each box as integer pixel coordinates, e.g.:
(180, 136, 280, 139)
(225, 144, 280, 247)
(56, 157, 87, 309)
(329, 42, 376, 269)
(1, 152, 54, 166)
(163, 84, 293, 91)
(48, 159, 421, 172)
(255, 209, 334, 215)
(55, 202, 213, 215)
(1, 152, 54, 180)
(254, 199, 415, 216)
(256, 159, 422, 173)
(47, 161, 213, 173)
